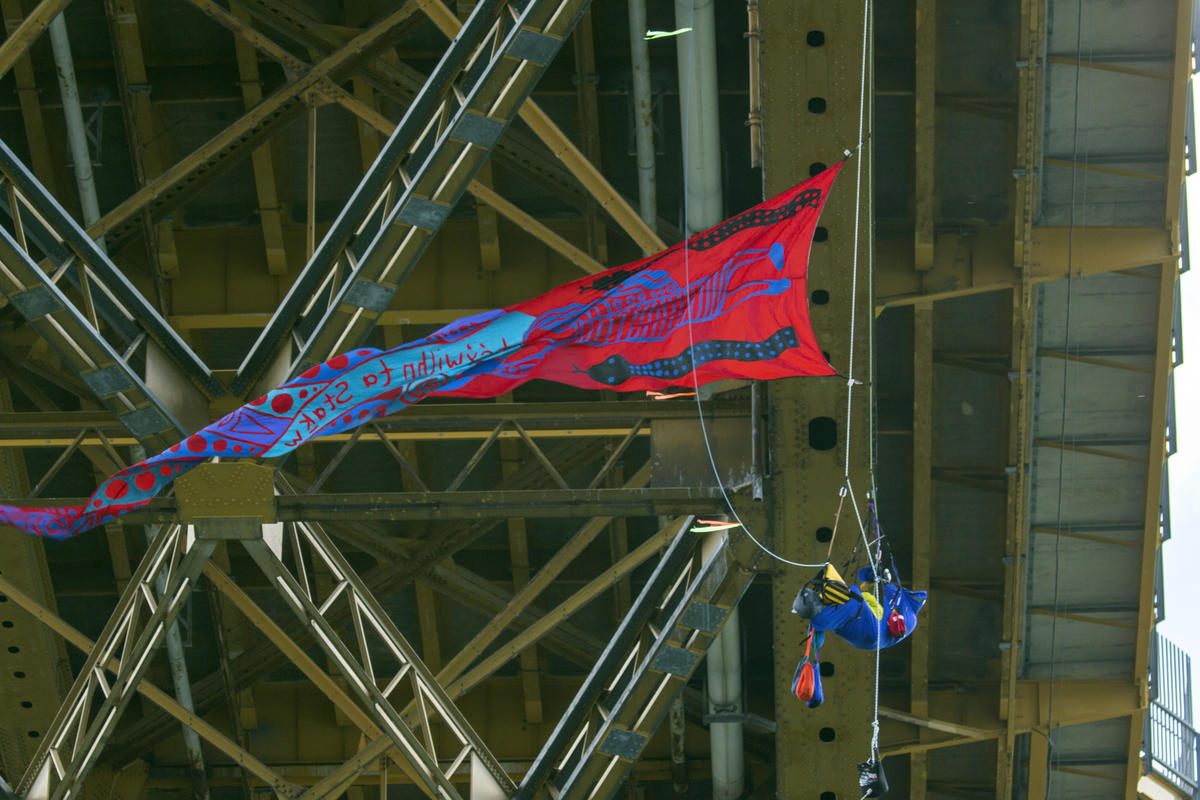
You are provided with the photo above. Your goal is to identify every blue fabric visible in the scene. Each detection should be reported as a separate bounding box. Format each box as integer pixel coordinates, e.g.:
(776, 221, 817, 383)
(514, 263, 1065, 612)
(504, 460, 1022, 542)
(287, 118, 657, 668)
(810, 582, 927, 650)
(808, 650, 824, 708)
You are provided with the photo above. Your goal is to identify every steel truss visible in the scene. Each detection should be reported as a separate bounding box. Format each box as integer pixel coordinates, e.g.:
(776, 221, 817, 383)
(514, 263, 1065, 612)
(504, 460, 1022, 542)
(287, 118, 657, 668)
(531, 529, 757, 799)
(16, 525, 215, 800)
(0, 137, 224, 451)
(16, 467, 513, 800)
(234, 0, 591, 394)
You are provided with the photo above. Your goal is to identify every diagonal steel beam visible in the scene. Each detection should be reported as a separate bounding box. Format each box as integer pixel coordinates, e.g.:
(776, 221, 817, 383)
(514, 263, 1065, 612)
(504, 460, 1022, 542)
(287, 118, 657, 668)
(297, 515, 694, 799)
(227, 0, 676, 242)
(0, 573, 297, 797)
(79, 4, 418, 258)
(0, 134, 223, 395)
(182, 0, 604, 279)
(0, 0, 70, 80)
(101, 436, 608, 766)
(16, 525, 217, 800)
(415, 0, 664, 254)
(232, 0, 593, 393)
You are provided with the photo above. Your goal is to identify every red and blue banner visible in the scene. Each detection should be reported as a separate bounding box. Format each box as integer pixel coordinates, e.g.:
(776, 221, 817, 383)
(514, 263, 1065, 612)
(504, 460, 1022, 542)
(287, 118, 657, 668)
(1, 164, 840, 538)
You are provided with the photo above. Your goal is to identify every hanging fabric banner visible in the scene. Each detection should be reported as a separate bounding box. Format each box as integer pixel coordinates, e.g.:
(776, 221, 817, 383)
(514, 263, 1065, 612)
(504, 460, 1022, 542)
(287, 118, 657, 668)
(0, 163, 841, 539)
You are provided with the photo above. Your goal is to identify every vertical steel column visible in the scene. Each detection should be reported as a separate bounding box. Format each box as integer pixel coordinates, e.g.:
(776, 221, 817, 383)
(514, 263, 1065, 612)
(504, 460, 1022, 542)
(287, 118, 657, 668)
(761, 0, 874, 798)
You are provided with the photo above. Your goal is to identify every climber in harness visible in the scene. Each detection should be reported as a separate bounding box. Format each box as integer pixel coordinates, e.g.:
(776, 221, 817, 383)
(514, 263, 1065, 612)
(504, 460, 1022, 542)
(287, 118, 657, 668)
(789, 537, 927, 709)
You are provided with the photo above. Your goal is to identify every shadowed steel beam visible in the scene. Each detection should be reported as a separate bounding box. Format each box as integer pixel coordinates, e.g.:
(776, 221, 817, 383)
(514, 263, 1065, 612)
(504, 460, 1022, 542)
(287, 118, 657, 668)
(0, 137, 223, 398)
(202, 563, 382, 738)
(0, 573, 297, 797)
(444, 514, 685, 698)
(877, 227, 1176, 306)
(416, 0, 664, 254)
(16, 526, 216, 800)
(300, 516, 695, 799)
(0, 0, 71, 80)
(234, 0, 595, 393)
(517, 520, 695, 798)
(102, 437, 607, 763)
(78, 5, 417, 256)
(435, 465, 651, 685)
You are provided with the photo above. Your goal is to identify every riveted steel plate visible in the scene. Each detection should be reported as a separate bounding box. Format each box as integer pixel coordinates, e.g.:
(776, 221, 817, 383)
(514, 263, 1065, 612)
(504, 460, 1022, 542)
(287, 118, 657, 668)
(651, 644, 700, 676)
(8, 285, 63, 319)
(176, 462, 277, 524)
(345, 279, 395, 313)
(117, 406, 170, 439)
(81, 364, 136, 398)
(396, 197, 451, 230)
(451, 113, 505, 148)
(506, 29, 559, 65)
(596, 728, 645, 760)
(680, 600, 728, 633)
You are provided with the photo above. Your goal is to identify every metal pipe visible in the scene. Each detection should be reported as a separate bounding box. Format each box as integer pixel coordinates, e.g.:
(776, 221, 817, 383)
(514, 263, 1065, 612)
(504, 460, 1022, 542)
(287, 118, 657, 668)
(627, 0, 657, 246)
(746, 1, 763, 167)
(675, 9, 739, 788)
(133, 441, 209, 800)
(702, 536, 744, 800)
(47, 14, 104, 251)
(146, 525, 211, 800)
(669, 695, 689, 794)
(145, 527, 210, 796)
(675, 0, 722, 236)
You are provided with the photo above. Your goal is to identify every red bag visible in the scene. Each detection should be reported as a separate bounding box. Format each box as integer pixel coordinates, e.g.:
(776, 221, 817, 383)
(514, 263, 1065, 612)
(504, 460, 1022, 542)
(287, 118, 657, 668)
(792, 661, 815, 701)
(791, 627, 815, 701)
(887, 609, 907, 637)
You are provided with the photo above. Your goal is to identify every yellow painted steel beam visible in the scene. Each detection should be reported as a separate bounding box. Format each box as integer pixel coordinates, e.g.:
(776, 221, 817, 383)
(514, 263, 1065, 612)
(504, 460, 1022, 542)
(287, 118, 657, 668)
(0, 380, 68, 779)
(0, 427, 650, 448)
(0, 0, 55, 193)
(414, 0, 664, 254)
(82, 5, 417, 250)
(911, 301, 933, 799)
(761, 0, 874, 797)
(0, 573, 297, 796)
(1124, 0, 1192, 788)
(103, 0, 180, 276)
(1125, 261, 1181, 797)
(913, 0, 935, 271)
(0, 0, 70, 80)
(499, 435, 543, 724)
(231, 4, 288, 276)
(877, 226, 1176, 305)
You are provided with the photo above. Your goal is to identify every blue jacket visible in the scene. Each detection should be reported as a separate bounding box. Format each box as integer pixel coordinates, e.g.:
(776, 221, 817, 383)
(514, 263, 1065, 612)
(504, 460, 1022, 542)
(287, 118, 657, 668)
(810, 577, 927, 650)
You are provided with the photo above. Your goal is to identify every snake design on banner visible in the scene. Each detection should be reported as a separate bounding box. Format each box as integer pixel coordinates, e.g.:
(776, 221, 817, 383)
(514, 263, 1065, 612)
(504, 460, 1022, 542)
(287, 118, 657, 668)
(0, 163, 843, 539)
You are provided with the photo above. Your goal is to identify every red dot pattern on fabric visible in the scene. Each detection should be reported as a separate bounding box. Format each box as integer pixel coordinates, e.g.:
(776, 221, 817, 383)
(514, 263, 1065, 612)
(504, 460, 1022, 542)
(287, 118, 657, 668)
(271, 393, 293, 413)
(299, 390, 308, 399)
(160, 466, 172, 476)
(213, 440, 227, 452)
(358, 409, 369, 419)
(329, 354, 349, 370)
(233, 445, 242, 452)
(104, 480, 129, 500)
(186, 435, 206, 452)
(302, 365, 320, 379)
(135, 473, 156, 491)
(253, 395, 268, 406)
(342, 415, 351, 424)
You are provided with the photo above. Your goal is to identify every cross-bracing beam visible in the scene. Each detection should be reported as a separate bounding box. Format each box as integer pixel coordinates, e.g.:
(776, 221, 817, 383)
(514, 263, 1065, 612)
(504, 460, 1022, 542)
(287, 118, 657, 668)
(232, 0, 593, 395)
(16, 462, 513, 800)
(0, 139, 222, 449)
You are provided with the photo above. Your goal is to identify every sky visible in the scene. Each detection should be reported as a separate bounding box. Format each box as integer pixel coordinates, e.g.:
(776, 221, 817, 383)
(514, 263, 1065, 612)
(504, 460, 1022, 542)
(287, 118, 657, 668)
(1154, 87, 1200, 715)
